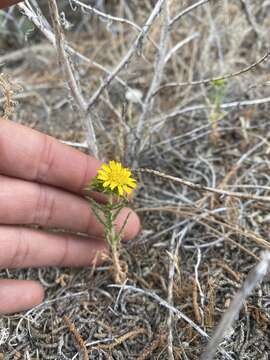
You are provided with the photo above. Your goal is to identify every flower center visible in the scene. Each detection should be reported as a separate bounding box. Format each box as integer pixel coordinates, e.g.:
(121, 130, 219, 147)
(109, 170, 127, 184)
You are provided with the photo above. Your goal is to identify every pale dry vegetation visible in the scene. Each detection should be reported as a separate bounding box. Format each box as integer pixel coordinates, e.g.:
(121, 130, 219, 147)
(0, 1, 270, 359)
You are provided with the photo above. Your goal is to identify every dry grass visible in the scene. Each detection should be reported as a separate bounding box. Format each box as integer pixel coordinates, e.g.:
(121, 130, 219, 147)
(1, 0, 270, 359)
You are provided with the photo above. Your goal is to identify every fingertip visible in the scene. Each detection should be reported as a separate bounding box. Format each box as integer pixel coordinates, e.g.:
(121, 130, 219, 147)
(24, 280, 45, 308)
(0, 280, 44, 315)
(116, 208, 141, 240)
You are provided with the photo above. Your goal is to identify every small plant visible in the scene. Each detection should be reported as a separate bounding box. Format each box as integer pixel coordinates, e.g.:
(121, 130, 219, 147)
(0, 73, 20, 119)
(208, 79, 227, 144)
(86, 160, 137, 283)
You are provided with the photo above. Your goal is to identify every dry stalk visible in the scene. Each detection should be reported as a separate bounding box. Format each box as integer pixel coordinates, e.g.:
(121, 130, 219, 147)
(18, 2, 131, 93)
(86, 0, 166, 111)
(109, 284, 210, 340)
(91, 327, 147, 351)
(167, 231, 176, 360)
(109, 284, 233, 359)
(166, 228, 186, 359)
(63, 315, 88, 360)
(136, 168, 270, 203)
(111, 246, 128, 284)
(196, 138, 267, 209)
(192, 278, 202, 324)
(0, 73, 20, 119)
(137, 334, 167, 360)
(134, 0, 170, 157)
(70, 0, 142, 34)
(47, 0, 98, 157)
(240, 0, 261, 38)
(100, 248, 127, 284)
(201, 251, 270, 360)
(204, 278, 217, 329)
(136, 206, 262, 258)
(13, 352, 22, 360)
(216, 261, 241, 282)
(151, 96, 270, 128)
(155, 50, 270, 93)
(169, 0, 212, 28)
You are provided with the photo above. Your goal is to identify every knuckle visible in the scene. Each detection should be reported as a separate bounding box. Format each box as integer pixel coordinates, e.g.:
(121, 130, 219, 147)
(58, 235, 70, 267)
(78, 156, 91, 193)
(86, 211, 96, 235)
(33, 184, 55, 227)
(9, 228, 30, 268)
(36, 135, 55, 183)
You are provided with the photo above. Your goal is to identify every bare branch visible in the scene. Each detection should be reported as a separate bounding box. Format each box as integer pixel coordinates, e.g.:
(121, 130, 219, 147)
(109, 284, 233, 360)
(70, 0, 142, 33)
(167, 229, 187, 360)
(136, 168, 270, 203)
(86, 0, 166, 111)
(154, 50, 270, 93)
(201, 251, 270, 360)
(164, 32, 200, 64)
(151, 96, 270, 129)
(133, 0, 170, 158)
(170, 0, 212, 28)
(47, 0, 98, 157)
(17, 3, 131, 93)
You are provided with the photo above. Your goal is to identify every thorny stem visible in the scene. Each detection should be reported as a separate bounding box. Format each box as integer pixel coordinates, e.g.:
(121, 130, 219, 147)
(102, 194, 127, 284)
(111, 241, 126, 284)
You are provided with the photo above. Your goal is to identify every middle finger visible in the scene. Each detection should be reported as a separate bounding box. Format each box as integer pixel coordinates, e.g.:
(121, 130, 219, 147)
(0, 175, 139, 239)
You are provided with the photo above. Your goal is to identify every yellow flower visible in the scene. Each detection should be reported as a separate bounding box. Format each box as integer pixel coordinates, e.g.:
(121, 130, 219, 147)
(97, 160, 137, 196)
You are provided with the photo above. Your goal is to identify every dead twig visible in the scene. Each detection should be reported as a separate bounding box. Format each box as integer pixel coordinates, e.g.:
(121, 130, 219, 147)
(192, 278, 202, 324)
(63, 315, 88, 360)
(17, 2, 138, 107)
(136, 168, 270, 203)
(86, 0, 166, 111)
(47, 0, 98, 157)
(136, 206, 262, 258)
(151, 96, 270, 128)
(91, 327, 147, 351)
(109, 284, 233, 359)
(170, 0, 212, 28)
(216, 261, 241, 282)
(133, 0, 170, 158)
(201, 251, 270, 360)
(154, 50, 270, 93)
(70, 0, 144, 34)
(0, 73, 21, 119)
(137, 334, 167, 360)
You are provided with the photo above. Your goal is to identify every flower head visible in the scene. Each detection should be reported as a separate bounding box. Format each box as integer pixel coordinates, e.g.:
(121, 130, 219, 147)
(96, 160, 137, 196)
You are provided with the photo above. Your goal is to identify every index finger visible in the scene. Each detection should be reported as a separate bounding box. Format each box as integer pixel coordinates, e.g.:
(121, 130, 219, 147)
(0, 119, 102, 194)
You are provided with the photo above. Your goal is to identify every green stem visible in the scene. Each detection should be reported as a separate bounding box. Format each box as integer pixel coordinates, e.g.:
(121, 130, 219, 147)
(107, 194, 117, 247)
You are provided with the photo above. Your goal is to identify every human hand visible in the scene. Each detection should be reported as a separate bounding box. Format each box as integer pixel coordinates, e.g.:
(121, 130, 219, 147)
(0, 120, 140, 314)
(0, 0, 22, 9)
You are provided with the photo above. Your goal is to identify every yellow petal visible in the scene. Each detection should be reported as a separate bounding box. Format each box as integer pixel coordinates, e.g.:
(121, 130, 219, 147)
(97, 172, 108, 180)
(117, 185, 123, 196)
(123, 185, 132, 194)
(116, 162, 122, 171)
(110, 182, 117, 190)
(101, 164, 111, 172)
(97, 175, 107, 182)
(127, 179, 137, 188)
(109, 160, 116, 169)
